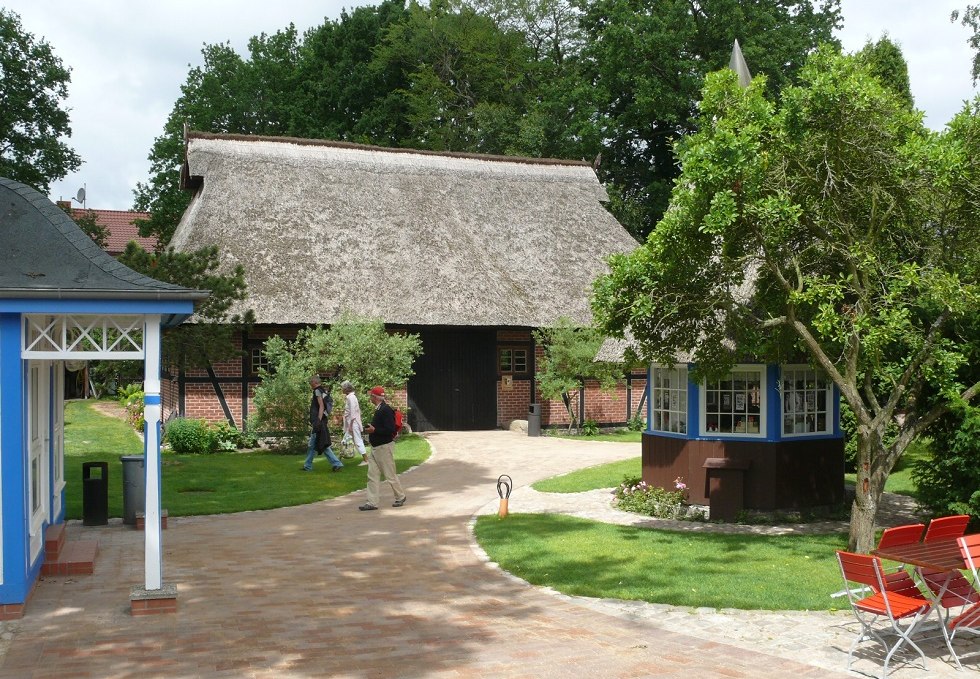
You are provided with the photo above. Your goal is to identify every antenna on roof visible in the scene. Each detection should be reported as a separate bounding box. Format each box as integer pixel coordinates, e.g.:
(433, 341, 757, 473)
(72, 185, 86, 209)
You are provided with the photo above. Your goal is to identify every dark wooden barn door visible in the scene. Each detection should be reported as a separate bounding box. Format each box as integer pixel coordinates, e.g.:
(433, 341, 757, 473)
(407, 329, 497, 431)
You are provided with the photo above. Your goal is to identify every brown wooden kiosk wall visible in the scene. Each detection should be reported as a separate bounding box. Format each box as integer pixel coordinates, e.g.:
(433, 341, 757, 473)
(642, 433, 845, 511)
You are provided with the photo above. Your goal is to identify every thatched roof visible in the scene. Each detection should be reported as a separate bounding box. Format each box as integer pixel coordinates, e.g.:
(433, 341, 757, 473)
(171, 132, 638, 327)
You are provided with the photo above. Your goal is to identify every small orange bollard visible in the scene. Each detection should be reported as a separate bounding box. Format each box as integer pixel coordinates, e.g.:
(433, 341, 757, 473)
(497, 475, 512, 518)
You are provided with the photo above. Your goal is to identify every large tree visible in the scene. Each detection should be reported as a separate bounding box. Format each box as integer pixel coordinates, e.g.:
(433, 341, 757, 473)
(592, 48, 980, 553)
(576, 0, 841, 239)
(0, 8, 80, 192)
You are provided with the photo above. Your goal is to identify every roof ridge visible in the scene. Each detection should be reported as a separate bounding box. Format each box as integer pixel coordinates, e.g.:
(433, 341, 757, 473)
(184, 130, 593, 168)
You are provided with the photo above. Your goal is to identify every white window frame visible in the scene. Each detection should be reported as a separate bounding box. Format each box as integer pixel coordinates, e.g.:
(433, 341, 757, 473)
(700, 364, 767, 438)
(650, 365, 688, 435)
(780, 365, 834, 437)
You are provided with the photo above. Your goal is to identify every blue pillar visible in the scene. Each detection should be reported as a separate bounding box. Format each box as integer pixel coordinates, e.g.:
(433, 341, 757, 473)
(0, 314, 30, 604)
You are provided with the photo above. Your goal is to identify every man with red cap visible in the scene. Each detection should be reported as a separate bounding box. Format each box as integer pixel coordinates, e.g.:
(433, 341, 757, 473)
(359, 386, 407, 510)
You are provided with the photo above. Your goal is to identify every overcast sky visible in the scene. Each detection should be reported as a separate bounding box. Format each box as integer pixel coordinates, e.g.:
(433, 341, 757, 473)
(4, 0, 978, 210)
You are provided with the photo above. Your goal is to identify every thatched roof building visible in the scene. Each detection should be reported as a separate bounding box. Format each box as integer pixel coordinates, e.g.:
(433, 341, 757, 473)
(169, 132, 643, 432)
(172, 132, 637, 327)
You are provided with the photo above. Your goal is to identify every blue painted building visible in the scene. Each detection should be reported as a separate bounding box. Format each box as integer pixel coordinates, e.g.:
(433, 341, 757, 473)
(0, 178, 206, 616)
(641, 361, 846, 518)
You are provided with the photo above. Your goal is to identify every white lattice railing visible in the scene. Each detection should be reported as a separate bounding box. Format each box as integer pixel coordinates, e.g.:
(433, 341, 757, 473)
(22, 314, 145, 359)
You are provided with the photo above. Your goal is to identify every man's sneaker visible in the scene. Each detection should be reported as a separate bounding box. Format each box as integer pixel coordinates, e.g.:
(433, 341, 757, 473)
(332, 466, 343, 472)
(392, 497, 407, 507)
(358, 460, 368, 467)
(302, 467, 312, 472)
(358, 504, 378, 511)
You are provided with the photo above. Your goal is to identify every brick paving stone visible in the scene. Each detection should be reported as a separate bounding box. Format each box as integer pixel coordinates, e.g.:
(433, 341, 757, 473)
(0, 430, 968, 678)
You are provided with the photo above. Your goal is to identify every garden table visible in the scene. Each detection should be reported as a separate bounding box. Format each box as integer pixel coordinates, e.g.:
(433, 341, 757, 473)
(873, 536, 978, 669)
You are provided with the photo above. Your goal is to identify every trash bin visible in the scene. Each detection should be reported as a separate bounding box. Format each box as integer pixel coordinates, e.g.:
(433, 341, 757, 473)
(528, 403, 541, 437)
(120, 454, 145, 526)
(82, 461, 108, 526)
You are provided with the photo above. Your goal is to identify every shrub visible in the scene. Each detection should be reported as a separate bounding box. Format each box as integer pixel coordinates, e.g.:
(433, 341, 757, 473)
(912, 405, 980, 524)
(581, 419, 599, 436)
(114, 385, 145, 432)
(212, 421, 259, 451)
(613, 474, 687, 519)
(626, 415, 645, 431)
(164, 417, 217, 454)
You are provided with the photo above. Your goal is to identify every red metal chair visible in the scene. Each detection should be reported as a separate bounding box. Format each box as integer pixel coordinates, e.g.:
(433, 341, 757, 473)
(920, 515, 978, 610)
(875, 524, 926, 598)
(878, 523, 925, 549)
(923, 514, 971, 543)
(836, 550, 934, 677)
(946, 535, 980, 662)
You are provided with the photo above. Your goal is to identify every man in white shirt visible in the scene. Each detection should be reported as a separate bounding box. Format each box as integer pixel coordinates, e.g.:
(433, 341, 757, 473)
(341, 380, 368, 465)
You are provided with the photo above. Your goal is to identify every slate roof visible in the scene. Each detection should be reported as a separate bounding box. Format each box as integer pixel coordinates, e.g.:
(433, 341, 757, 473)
(0, 177, 208, 302)
(172, 131, 638, 327)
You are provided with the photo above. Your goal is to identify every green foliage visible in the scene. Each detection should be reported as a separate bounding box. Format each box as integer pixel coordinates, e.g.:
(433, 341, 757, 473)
(533, 316, 622, 430)
(592, 47, 980, 552)
(576, 0, 841, 238)
(0, 8, 81, 192)
(581, 419, 599, 436)
(912, 405, 980, 521)
(116, 383, 143, 405)
(855, 36, 914, 109)
(250, 336, 311, 448)
(251, 315, 423, 442)
(117, 385, 145, 432)
(87, 361, 142, 398)
(626, 415, 645, 432)
(954, 4, 980, 85)
(118, 244, 254, 370)
(613, 474, 687, 519)
(164, 417, 218, 454)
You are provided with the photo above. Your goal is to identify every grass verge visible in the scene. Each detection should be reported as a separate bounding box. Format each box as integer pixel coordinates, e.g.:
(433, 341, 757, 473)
(474, 513, 849, 610)
(64, 400, 430, 519)
(533, 457, 641, 493)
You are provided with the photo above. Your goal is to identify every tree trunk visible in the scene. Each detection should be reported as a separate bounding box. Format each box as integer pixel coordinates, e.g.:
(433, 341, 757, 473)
(848, 429, 888, 553)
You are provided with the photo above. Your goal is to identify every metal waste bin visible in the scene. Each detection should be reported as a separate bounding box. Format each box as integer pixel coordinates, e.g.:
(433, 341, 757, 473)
(82, 461, 109, 526)
(528, 403, 541, 437)
(120, 454, 145, 525)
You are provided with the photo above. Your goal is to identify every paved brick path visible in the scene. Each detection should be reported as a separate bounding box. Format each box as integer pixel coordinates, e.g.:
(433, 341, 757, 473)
(0, 431, 970, 677)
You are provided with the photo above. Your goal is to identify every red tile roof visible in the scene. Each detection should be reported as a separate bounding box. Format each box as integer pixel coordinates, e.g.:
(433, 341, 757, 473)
(63, 205, 158, 256)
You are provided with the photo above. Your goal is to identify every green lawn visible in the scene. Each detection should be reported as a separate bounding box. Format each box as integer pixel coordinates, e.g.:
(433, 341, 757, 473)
(474, 514, 849, 610)
(63, 400, 430, 520)
(547, 429, 643, 444)
(533, 457, 641, 493)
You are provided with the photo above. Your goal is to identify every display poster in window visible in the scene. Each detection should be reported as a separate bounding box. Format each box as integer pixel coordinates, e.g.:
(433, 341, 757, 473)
(735, 394, 745, 411)
(670, 392, 677, 410)
(722, 393, 731, 410)
(806, 391, 815, 409)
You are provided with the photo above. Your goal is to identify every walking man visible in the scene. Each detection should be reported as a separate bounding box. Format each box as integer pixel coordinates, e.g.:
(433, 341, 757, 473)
(304, 375, 344, 472)
(358, 386, 407, 510)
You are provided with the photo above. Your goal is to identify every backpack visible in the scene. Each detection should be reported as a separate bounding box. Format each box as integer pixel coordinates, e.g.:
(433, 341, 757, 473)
(393, 408, 403, 437)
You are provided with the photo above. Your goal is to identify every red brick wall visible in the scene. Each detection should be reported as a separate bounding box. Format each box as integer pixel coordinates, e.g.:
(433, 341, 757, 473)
(163, 325, 648, 432)
(497, 379, 531, 427)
